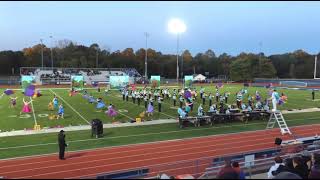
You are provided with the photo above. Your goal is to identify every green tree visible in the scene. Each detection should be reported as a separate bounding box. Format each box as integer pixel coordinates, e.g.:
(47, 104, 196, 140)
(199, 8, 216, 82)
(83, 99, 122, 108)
(230, 54, 276, 81)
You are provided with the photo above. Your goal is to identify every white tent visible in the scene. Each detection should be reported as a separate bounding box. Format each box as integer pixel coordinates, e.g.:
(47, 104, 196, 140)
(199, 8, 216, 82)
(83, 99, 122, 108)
(193, 74, 206, 81)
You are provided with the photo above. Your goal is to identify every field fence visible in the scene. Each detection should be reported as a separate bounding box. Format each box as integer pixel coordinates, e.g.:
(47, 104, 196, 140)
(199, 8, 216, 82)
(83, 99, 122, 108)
(254, 78, 320, 88)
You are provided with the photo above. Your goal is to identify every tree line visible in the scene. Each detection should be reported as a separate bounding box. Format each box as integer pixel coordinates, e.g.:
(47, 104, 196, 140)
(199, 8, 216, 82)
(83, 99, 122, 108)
(0, 39, 318, 81)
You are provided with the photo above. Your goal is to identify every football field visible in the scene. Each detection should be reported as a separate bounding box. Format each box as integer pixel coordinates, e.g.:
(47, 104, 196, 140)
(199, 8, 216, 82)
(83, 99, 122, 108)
(0, 84, 319, 132)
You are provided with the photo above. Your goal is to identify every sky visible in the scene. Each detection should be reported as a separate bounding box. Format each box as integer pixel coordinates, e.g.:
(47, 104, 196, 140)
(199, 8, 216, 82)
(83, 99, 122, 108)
(0, 1, 320, 56)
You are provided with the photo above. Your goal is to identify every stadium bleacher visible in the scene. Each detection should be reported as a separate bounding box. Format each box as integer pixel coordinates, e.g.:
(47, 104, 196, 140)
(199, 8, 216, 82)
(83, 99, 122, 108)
(19, 67, 142, 85)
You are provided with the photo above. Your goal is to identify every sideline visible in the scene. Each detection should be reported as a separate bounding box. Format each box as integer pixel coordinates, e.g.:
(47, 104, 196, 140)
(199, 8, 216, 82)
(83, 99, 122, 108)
(0, 116, 319, 151)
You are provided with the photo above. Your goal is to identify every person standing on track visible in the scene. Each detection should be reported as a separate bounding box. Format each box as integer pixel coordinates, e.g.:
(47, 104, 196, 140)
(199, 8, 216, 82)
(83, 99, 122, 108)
(58, 130, 68, 160)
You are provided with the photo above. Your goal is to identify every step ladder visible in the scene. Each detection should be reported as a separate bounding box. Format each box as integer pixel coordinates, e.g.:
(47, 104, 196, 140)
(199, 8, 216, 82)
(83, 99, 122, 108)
(266, 110, 292, 135)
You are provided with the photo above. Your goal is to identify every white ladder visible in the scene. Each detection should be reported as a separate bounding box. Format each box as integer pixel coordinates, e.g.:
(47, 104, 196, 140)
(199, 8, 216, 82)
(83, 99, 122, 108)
(266, 110, 292, 135)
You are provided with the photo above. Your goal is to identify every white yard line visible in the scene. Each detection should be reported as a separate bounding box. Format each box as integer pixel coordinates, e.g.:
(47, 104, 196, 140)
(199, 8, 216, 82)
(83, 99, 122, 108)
(117, 112, 134, 120)
(29, 97, 38, 125)
(49, 89, 90, 125)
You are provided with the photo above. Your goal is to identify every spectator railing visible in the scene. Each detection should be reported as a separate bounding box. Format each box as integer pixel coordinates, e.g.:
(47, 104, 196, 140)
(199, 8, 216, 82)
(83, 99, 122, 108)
(199, 148, 320, 179)
(78, 139, 320, 179)
(79, 146, 283, 179)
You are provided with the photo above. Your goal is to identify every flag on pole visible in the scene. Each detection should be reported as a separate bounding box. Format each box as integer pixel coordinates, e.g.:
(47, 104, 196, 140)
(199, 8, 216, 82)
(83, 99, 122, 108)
(4, 89, 14, 96)
(217, 82, 223, 88)
(184, 90, 192, 99)
(25, 85, 35, 97)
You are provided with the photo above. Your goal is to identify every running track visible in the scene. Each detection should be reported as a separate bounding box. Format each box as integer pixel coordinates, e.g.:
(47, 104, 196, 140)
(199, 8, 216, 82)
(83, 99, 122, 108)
(0, 124, 319, 179)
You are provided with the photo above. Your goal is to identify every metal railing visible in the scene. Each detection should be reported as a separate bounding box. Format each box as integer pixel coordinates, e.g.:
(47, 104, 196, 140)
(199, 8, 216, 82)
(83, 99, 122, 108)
(78, 146, 280, 179)
(199, 148, 320, 179)
(79, 139, 320, 179)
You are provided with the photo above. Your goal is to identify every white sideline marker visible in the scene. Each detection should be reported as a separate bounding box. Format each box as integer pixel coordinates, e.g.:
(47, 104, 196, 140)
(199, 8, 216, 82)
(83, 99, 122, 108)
(49, 89, 90, 125)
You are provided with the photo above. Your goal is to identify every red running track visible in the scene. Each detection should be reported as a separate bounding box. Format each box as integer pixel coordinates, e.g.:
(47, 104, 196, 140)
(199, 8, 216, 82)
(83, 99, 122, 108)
(0, 124, 319, 179)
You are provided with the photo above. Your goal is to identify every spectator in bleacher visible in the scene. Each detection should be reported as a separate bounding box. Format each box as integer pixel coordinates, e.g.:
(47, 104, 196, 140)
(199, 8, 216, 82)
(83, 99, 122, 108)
(272, 158, 288, 177)
(232, 161, 245, 179)
(274, 172, 302, 179)
(284, 157, 295, 173)
(157, 173, 170, 179)
(217, 158, 239, 179)
(309, 152, 320, 179)
(301, 150, 312, 173)
(267, 156, 285, 179)
(292, 156, 309, 179)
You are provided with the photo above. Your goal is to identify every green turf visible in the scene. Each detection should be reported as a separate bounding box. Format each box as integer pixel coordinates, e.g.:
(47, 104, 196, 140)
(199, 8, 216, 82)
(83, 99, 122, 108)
(0, 84, 319, 131)
(0, 111, 320, 160)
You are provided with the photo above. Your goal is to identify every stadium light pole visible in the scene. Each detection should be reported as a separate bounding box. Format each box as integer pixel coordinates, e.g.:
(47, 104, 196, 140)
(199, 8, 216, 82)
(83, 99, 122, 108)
(314, 55, 318, 79)
(181, 50, 184, 83)
(168, 18, 186, 85)
(50, 35, 53, 69)
(144, 32, 149, 79)
(40, 39, 44, 68)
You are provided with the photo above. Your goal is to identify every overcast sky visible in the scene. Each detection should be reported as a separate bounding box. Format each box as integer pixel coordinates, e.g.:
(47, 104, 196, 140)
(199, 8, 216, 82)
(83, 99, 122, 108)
(1, 1, 320, 56)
